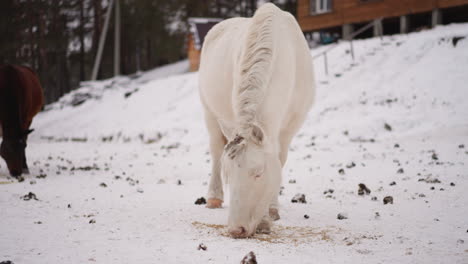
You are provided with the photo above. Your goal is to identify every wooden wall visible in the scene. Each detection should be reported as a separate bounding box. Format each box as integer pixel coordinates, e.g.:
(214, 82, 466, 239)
(298, 0, 468, 31)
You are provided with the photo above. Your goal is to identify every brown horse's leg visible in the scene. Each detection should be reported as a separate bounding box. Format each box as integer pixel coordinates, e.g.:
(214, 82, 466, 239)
(22, 125, 32, 174)
(22, 148, 29, 174)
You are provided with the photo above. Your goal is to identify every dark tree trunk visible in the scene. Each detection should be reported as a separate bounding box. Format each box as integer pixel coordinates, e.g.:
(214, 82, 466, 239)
(28, 0, 37, 69)
(79, 0, 85, 81)
(250, 0, 257, 16)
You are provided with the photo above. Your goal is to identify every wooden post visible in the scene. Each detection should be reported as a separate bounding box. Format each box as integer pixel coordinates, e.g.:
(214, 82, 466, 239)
(114, 0, 120, 76)
(373, 19, 383, 39)
(342, 24, 353, 40)
(432, 9, 442, 27)
(91, 0, 114, 80)
(324, 52, 328, 75)
(400, 15, 409, 34)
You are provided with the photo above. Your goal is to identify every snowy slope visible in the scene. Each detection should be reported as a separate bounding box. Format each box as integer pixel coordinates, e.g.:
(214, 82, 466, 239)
(1, 24, 468, 264)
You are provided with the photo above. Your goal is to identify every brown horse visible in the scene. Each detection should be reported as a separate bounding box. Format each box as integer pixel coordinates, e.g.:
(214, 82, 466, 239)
(0, 65, 44, 177)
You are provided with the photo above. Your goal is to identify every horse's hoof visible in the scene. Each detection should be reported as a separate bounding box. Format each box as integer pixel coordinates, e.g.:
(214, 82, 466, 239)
(206, 198, 223, 208)
(269, 208, 280, 221)
(256, 219, 271, 234)
(12, 175, 25, 182)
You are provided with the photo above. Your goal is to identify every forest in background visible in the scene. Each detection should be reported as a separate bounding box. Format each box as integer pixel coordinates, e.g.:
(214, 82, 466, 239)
(0, 0, 296, 104)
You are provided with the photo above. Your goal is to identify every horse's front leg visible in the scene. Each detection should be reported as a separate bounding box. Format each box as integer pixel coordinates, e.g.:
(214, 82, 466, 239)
(205, 112, 227, 208)
(268, 136, 292, 221)
(257, 214, 273, 234)
(22, 132, 31, 174)
(268, 151, 284, 220)
(22, 151, 29, 174)
(269, 195, 280, 221)
(257, 189, 280, 233)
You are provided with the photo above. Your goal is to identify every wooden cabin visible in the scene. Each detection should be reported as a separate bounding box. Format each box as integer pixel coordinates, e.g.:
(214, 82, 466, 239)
(297, 0, 468, 41)
(187, 18, 222, 72)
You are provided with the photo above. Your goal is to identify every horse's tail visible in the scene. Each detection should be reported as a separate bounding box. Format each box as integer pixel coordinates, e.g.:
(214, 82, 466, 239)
(235, 3, 277, 133)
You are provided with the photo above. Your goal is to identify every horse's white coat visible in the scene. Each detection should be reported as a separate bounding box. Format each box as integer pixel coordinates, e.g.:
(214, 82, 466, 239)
(199, 3, 315, 238)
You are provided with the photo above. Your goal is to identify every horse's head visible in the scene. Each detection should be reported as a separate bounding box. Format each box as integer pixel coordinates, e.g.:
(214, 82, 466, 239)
(222, 124, 282, 238)
(0, 129, 32, 177)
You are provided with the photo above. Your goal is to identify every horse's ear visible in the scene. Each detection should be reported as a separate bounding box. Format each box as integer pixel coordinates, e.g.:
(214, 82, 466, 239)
(217, 119, 234, 141)
(250, 124, 264, 146)
(225, 135, 246, 160)
(22, 129, 34, 137)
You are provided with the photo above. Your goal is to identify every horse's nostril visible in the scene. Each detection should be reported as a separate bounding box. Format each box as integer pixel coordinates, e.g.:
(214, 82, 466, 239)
(229, 226, 248, 238)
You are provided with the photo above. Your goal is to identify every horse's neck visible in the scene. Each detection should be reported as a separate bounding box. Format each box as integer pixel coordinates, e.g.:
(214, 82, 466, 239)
(0, 66, 24, 138)
(0, 119, 22, 139)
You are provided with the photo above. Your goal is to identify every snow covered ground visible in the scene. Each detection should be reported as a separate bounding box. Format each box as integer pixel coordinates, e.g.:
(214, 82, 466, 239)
(1, 24, 468, 263)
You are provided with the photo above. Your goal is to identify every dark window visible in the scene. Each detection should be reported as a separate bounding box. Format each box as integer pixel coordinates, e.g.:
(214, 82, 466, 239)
(310, 0, 332, 15)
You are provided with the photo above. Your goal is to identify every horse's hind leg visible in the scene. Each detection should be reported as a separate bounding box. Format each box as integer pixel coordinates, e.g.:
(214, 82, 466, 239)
(204, 111, 227, 208)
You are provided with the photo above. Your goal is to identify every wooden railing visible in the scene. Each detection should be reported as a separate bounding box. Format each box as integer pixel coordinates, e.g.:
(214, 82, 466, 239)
(312, 18, 383, 75)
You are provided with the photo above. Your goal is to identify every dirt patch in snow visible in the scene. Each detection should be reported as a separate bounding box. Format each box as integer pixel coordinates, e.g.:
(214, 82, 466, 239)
(192, 221, 350, 245)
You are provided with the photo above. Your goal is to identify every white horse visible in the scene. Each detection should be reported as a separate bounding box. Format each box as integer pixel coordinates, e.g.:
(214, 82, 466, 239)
(199, 3, 315, 238)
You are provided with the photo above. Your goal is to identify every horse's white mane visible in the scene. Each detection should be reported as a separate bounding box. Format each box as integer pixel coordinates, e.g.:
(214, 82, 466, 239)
(234, 3, 277, 136)
(221, 4, 279, 184)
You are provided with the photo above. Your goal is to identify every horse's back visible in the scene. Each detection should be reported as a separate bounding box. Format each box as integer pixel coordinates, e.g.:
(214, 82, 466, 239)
(15, 65, 44, 122)
(269, 9, 315, 131)
(199, 4, 314, 133)
(199, 17, 249, 120)
(264, 5, 315, 127)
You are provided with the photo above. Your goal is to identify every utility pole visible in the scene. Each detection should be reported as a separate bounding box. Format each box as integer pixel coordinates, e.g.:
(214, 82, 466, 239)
(91, 0, 114, 80)
(91, 0, 121, 80)
(114, 0, 120, 76)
